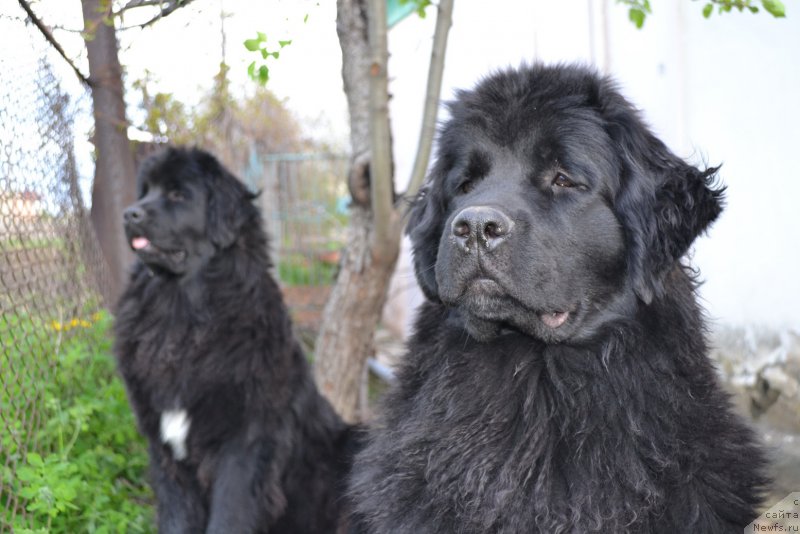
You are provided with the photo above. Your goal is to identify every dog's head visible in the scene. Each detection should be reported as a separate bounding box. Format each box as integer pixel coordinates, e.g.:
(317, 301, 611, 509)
(123, 147, 256, 276)
(408, 64, 724, 343)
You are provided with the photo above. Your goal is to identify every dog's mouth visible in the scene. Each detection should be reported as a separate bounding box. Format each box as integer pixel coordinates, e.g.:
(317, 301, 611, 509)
(539, 311, 570, 329)
(129, 235, 187, 264)
(459, 277, 575, 332)
(131, 236, 150, 251)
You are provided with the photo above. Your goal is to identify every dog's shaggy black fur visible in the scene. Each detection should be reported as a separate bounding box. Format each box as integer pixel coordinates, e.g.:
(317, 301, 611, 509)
(350, 64, 768, 533)
(115, 147, 354, 533)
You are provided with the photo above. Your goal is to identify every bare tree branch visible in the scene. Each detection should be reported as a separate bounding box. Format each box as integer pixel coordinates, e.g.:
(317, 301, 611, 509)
(117, 0, 198, 29)
(118, 0, 168, 11)
(403, 0, 454, 208)
(366, 0, 397, 263)
(16, 0, 92, 86)
(43, 23, 86, 34)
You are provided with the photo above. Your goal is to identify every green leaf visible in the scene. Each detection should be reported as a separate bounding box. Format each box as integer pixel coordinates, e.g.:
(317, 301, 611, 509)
(278, 39, 292, 48)
(748, 6, 760, 13)
(762, 0, 786, 17)
(303, 13, 309, 23)
(19, 487, 38, 499)
(629, 8, 646, 28)
(703, 3, 713, 17)
(261, 49, 269, 59)
(258, 65, 270, 84)
(58, 484, 78, 501)
(243, 38, 261, 51)
(257, 31, 267, 41)
(16, 466, 37, 481)
(26, 453, 44, 468)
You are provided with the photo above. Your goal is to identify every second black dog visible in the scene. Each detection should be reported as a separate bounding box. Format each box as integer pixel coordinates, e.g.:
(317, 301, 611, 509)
(115, 147, 354, 533)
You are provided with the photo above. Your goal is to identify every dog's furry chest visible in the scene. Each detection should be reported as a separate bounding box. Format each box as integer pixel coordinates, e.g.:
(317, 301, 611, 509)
(122, 333, 246, 461)
(134, 352, 191, 413)
(117, 301, 247, 436)
(360, 340, 678, 532)
(126, 324, 203, 401)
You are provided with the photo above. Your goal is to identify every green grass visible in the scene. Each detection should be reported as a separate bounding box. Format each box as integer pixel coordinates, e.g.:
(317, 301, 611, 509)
(0, 235, 65, 252)
(1, 311, 154, 534)
(278, 254, 338, 286)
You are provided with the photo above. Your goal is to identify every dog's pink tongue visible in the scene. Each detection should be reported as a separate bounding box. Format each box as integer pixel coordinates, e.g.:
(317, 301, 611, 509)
(131, 237, 150, 250)
(540, 311, 569, 329)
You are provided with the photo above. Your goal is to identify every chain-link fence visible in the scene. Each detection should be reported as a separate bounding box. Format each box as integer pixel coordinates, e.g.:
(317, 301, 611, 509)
(0, 13, 113, 532)
(247, 153, 349, 344)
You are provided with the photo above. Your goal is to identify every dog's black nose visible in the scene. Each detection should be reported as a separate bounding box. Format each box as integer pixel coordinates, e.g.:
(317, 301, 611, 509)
(451, 206, 513, 252)
(124, 205, 146, 223)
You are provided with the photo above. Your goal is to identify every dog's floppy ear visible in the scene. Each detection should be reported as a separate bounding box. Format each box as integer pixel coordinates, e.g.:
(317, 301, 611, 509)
(194, 150, 255, 248)
(406, 158, 450, 301)
(601, 92, 725, 304)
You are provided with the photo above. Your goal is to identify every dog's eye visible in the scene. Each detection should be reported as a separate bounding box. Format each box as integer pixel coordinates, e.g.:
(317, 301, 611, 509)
(458, 179, 475, 195)
(167, 190, 185, 202)
(553, 173, 576, 188)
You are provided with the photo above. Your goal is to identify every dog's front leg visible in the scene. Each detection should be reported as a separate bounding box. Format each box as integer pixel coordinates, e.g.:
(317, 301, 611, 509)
(205, 437, 284, 534)
(149, 444, 206, 534)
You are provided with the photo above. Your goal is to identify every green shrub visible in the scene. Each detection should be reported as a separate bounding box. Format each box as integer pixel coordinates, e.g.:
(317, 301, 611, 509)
(278, 253, 338, 286)
(1, 311, 154, 534)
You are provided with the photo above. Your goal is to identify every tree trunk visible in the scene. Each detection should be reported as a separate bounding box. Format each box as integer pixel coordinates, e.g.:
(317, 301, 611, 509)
(313, 207, 398, 422)
(81, 0, 137, 305)
(314, 0, 453, 422)
(313, 0, 398, 423)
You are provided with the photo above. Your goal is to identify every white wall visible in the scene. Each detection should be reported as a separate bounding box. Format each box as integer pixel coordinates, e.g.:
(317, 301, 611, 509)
(385, 0, 800, 334)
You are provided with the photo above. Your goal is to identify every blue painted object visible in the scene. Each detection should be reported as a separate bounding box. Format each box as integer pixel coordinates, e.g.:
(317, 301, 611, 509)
(387, 0, 421, 28)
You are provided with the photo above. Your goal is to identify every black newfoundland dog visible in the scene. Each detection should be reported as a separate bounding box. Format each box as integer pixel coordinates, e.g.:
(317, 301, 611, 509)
(115, 147, 354, 533)
(350, 64, 768, 533)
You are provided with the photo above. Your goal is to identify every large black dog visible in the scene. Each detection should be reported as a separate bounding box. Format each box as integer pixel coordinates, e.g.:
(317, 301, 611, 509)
(115, 147, 354, 533)
(350, 64, 768, 532)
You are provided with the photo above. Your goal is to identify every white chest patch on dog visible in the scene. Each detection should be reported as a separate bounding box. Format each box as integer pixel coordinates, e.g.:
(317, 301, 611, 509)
(160, 409, 190, 461)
